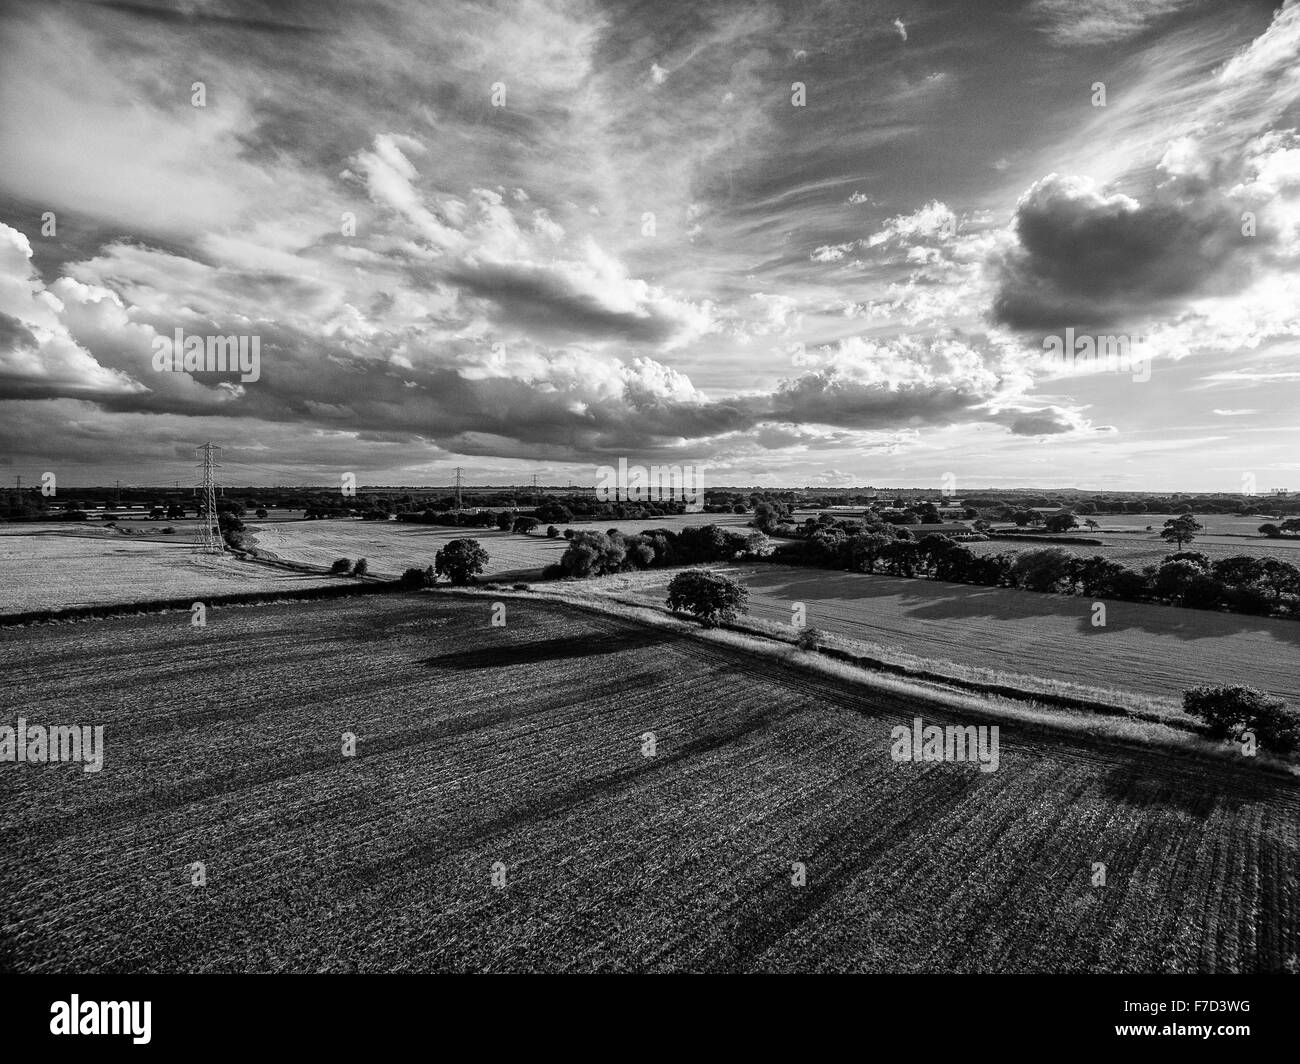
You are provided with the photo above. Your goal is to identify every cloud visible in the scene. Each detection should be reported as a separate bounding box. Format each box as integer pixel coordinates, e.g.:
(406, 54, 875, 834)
(893, 19, 907, 42)
(0, 225, 146, 400)
(991, 174, 1251, 330)
(1028, 0, 1197, 46)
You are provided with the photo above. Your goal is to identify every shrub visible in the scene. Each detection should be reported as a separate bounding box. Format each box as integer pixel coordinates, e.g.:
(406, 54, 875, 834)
(796, 626, 824, 651)
(666, 570, 749, 625)
(162, 527, 175, 535)
(512, 583, 531, 591)
(1183, 684, 1299, 753)
(330, 557, 352, 574)
(351, 558, 368, 577)
(400, 566, 435, 589)
(1163, 551, 1210, 570)
(546, 525, 559, 538)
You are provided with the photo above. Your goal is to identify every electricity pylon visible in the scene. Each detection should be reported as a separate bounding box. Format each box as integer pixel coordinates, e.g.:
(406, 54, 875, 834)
(195, 443, 224, 554)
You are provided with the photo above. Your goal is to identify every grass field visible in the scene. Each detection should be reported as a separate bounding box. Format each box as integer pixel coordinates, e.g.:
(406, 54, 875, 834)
(0, 532, 337, 614)
(0, 593, 1295, 973)
(594, 564, 1300, 707)
(248, 513, 753, 578)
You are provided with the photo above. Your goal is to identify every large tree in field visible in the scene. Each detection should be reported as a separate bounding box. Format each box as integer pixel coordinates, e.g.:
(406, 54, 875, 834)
(666, 570, 748, 625)
(1161, 514, 1203, 550)
(435, 539, 489, 585)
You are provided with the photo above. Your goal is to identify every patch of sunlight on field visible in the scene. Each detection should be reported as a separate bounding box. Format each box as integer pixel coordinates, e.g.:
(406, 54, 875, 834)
(0, 533, 337, 613)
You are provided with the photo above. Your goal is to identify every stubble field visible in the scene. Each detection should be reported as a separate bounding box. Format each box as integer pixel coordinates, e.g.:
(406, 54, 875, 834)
(0, 532, 337, 614)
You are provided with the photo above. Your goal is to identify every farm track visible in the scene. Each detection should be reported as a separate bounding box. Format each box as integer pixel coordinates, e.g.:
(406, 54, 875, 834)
(0, 594, 1296, 973)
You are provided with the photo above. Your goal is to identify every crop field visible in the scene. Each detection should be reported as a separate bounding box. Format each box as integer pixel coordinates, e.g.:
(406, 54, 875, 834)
(0, 532, 337, 614)
(967, 534, 1300, 568)
(601, 565, 1300, 706)
(249, 513, 752, 578)
(0, 593, 1295, 973)
(1087, 513, 1285, 534)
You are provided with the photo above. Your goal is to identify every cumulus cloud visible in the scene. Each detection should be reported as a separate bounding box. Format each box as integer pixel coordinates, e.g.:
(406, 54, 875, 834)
(991, 174, 1252, 330)
(0, 226, 145, 400)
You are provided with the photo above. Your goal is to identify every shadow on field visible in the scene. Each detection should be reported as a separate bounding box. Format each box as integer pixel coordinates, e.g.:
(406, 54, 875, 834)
(1096, 764, 1248, 815)
(424, 628, 681, 669)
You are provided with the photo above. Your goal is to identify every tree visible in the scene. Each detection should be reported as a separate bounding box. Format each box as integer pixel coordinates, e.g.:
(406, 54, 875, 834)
(848, 532, 893, 573)
(915, 533, 956, 577)
(435, 539, 489, 585)
(351, 557, 368, 577)
(933, 544, 977, 583)
(666, 570, 749, 625)
(1084, 518, 1100, 533)
(1043, 513, 1078, 534)
(1011, 547, 1074, 592)
(495, 511, 513, 531)
(559, 531, 626, 577)
(1160, 514, 1203, 550)
(535, 501, 573, 524)
(255, 508, 268, 518)
(512, 516, 539, 535)
(1152, 560, 1204, 604)
(546, 525, 559, 538)
(1259, 523, 1282, 538)
(752, 501, 781, 534)
(879, 540, 919, 577)
(331, 557, 352, 574)
(1072, 555, 1123, 597)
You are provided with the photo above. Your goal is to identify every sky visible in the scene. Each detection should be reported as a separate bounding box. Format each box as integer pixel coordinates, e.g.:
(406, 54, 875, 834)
(0, 0, 1297, 491)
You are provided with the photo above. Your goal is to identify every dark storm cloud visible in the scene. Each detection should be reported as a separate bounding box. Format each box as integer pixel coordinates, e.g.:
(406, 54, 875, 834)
(992, 173, 1253, 330)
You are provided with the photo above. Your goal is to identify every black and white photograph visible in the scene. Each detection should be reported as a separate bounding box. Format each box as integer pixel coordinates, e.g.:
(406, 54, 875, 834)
(0, 0, 1296, 1042)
